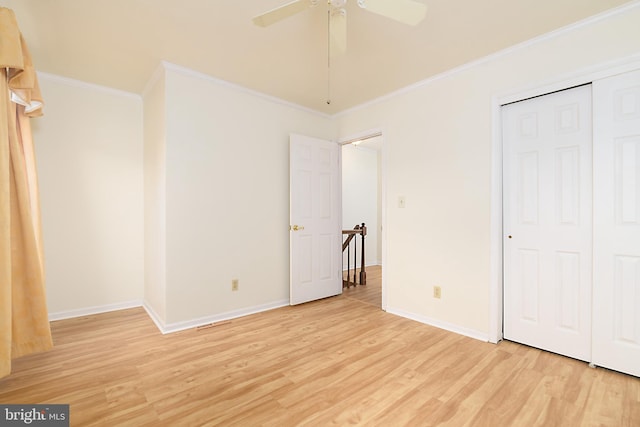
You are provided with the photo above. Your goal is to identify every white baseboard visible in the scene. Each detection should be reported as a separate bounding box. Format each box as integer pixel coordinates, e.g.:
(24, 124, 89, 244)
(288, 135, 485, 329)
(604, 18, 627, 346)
(48, 300, 143, 321)
(145, 299, 290, 335)
(49, 299, 291, 336)
(386, 307, 489, 342)
(142, 301, 166, 333)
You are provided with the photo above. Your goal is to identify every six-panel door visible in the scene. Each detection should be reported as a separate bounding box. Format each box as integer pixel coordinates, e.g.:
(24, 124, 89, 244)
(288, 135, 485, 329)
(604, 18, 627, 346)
(503, 85, 593, 362)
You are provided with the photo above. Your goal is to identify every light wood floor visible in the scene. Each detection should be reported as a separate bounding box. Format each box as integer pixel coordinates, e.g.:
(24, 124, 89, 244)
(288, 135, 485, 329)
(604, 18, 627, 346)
(1, 292, 639, 426)
(343, 265, 382, 308)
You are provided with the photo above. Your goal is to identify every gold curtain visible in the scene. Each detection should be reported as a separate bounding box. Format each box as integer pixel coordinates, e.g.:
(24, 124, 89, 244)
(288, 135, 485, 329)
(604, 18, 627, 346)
(1, 7, 53, 379)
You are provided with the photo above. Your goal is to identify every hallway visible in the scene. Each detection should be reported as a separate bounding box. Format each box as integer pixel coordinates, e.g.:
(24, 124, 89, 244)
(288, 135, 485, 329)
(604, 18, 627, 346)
(342, 265, 381, 308)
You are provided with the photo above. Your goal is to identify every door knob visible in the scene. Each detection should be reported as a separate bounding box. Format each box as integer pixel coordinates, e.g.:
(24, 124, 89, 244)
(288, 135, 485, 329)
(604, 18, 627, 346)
(291, 225, 305, 231)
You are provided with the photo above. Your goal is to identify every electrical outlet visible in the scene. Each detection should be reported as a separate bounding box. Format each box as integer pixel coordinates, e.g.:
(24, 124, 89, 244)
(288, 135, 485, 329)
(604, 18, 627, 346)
(232, 279, 239, 291)
(433, 285, 441, 299)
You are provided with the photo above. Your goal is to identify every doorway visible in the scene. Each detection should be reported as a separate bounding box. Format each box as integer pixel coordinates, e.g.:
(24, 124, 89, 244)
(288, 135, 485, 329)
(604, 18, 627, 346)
(341, 133, 384, 308)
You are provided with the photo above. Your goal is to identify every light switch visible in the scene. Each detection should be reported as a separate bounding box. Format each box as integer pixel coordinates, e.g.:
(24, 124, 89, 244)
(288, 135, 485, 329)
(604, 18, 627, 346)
(398, 196, 406, 208)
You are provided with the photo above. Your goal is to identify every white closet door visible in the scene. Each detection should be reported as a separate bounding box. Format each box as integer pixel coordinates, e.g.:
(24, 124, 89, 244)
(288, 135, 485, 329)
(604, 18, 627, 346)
(503, 85, 593, 361)
(593, 70, 640, 377)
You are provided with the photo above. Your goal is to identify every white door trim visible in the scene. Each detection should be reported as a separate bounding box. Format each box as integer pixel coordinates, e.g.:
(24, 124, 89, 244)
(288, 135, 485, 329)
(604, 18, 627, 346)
(489, 53, 640, 344)
(339, 128, 387, 311)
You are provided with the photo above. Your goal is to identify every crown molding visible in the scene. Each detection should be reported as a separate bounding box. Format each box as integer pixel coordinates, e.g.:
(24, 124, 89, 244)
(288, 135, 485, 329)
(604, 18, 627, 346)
(37, 72, 140, 100)
(160, 61, 332, 119)
(335, 0, 640, 118)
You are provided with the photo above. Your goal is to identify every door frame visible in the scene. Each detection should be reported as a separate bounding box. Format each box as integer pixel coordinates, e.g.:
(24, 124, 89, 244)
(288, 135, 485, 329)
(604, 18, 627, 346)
(339, 128, 387, 311)
(489, 54, 640, 344)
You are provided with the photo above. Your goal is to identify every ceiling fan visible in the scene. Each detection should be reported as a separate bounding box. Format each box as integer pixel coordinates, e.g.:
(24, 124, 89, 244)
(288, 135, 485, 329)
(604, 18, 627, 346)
(252, 0, 428, 55)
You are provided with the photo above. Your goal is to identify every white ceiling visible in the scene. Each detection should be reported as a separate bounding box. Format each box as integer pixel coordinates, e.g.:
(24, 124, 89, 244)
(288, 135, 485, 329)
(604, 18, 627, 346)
(3, 0, 634, 114)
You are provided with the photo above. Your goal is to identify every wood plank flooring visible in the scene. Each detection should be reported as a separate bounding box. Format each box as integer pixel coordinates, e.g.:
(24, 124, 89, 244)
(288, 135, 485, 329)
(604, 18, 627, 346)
(343, 265, 382, 308)
(1, 294, 639, 426)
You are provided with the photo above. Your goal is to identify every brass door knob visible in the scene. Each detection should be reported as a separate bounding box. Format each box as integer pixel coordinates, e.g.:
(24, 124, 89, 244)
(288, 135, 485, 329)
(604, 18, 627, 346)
(291, 225, 305, 231)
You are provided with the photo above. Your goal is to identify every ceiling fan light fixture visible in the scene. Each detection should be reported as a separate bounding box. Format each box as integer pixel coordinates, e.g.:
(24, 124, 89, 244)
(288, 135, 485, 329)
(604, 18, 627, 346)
(254, 0, 427, 28)
(252, 0, 428, 104)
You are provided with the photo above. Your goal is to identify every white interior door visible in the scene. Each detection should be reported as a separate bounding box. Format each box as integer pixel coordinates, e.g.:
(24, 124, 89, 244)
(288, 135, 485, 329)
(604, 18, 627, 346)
(592, 70, 640, 377)
(290, 133, 342, 305)
(503, 85, 593, 361)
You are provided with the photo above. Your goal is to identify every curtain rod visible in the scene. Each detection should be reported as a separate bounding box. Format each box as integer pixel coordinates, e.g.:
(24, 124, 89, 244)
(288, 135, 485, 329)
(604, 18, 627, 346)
(339, 132, 382, 146)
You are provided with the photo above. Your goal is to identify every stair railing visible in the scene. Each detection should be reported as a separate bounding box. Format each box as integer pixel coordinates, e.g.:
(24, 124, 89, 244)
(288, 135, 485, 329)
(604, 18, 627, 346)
(342, 223, 367, 288)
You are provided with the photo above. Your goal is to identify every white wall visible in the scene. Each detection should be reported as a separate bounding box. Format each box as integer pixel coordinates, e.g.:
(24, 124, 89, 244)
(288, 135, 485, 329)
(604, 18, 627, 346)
(33, 75, 144, 316)
(336, 5, 640, 339)
(342, 144, 379, 266)
(160, 64, 336, 325)
(143, 68, 167, 321)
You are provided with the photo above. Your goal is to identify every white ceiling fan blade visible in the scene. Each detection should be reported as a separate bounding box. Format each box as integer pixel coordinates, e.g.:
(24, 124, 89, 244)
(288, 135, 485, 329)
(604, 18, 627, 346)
(252, 0, 313, 27)
(330, 9, 347, 55)
(357, 0, 427, 26)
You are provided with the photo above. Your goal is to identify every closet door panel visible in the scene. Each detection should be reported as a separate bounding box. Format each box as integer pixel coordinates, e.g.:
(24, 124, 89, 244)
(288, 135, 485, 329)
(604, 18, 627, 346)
(593, 70, 640, 377)
(503, 85, 592, 361)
